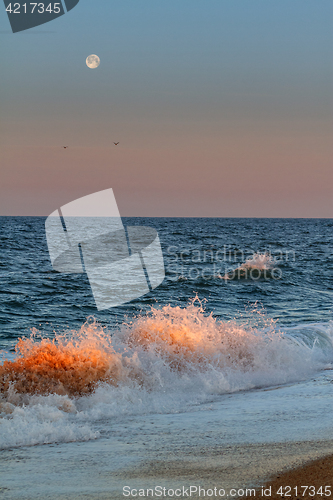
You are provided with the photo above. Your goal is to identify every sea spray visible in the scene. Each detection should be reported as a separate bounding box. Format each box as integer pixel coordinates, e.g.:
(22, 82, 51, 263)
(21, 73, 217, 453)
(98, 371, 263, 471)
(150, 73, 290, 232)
(0, 299, 328, 400)
(223, 253, 278, 280)
(0, 320, 131, 400)
(1, 300, 332, 449)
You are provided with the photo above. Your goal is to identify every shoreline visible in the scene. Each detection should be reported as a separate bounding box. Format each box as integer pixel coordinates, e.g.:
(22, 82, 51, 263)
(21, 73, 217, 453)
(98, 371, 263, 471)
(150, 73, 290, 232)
(1, 438, 333, 499)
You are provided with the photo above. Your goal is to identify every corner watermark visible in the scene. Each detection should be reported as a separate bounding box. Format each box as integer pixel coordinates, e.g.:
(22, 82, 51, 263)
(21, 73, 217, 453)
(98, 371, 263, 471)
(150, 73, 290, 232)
(3, 0, 80, 33)
(123, 485, 261, 497)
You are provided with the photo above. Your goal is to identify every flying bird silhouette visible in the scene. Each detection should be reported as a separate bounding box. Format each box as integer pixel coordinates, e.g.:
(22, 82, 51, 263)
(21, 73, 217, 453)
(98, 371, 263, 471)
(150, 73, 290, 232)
(113, 142, 119, 146)
(63, 146, 68, 149)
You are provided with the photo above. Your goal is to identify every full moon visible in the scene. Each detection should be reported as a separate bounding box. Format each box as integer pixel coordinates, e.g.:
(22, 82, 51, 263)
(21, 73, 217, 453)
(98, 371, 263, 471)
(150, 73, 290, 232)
(86, 54, 100, 69)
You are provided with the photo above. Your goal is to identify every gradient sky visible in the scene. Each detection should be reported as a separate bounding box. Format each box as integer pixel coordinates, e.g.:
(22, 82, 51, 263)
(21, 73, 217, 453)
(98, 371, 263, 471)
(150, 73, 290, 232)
(1, 0, 332, 216)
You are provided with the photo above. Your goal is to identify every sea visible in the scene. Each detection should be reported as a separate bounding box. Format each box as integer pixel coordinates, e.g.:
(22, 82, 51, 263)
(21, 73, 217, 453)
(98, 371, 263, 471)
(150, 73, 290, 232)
(0, 217, 332, 499)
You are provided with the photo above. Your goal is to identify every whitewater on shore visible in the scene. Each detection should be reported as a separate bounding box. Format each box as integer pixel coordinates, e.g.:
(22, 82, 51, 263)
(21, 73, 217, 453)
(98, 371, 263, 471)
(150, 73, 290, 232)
(1, 299, 332, 450)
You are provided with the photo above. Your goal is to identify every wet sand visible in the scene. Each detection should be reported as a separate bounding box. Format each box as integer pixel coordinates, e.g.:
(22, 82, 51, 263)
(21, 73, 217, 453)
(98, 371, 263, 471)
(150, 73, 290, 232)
(2, 385, 333, 500)
(244, 453, 333, 500)
(1, 438, 333, 499)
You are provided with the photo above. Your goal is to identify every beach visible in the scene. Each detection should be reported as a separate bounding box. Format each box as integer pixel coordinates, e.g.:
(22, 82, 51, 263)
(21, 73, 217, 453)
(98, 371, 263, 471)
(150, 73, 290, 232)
(246, 452, 333, 500)
(1, 217, 332, 499)
(1, 435, 332, 499)
(1, 373, 333, 499)
(2, 0, 332, 496)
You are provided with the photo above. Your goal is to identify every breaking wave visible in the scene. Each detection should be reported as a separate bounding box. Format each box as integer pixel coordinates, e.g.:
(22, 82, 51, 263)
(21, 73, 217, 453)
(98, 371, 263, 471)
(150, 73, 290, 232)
(0, 323, 127, 398)
(223, 253, 278, 279)
(1, 299, 332, 449)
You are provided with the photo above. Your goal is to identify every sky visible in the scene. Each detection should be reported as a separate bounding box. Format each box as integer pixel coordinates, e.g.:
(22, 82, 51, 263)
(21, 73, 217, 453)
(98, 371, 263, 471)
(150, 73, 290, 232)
(1, 0, 333, 217)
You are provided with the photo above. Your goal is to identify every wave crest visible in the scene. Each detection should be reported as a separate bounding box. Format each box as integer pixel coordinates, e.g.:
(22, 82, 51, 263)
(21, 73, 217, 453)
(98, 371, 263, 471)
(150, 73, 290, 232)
(1, 300, 330, 407)
(121, 299, 278, 372)
(0, 321, 126, 399)
(223, 253, 277, 279)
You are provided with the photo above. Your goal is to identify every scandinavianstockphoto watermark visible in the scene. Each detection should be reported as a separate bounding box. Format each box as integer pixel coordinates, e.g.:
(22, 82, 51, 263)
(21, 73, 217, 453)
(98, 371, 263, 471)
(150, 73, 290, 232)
(166, 246, 296, 282)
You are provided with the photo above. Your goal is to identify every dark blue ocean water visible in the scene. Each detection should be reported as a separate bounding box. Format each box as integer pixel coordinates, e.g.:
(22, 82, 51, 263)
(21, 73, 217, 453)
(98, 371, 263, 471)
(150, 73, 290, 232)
(0, 217, 332, 352)
(1, 217, 333, 453)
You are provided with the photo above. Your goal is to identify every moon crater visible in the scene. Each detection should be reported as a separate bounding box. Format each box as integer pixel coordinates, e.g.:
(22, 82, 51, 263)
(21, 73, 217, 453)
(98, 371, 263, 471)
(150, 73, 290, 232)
(86, 54, 100, 69)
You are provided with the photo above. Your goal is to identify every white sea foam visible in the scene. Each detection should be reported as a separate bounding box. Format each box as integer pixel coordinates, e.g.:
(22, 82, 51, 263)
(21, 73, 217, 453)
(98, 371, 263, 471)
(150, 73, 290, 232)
(0, 397, 98, 449)
(223, 253, 278, 279)
(1, 301, 332, 449)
